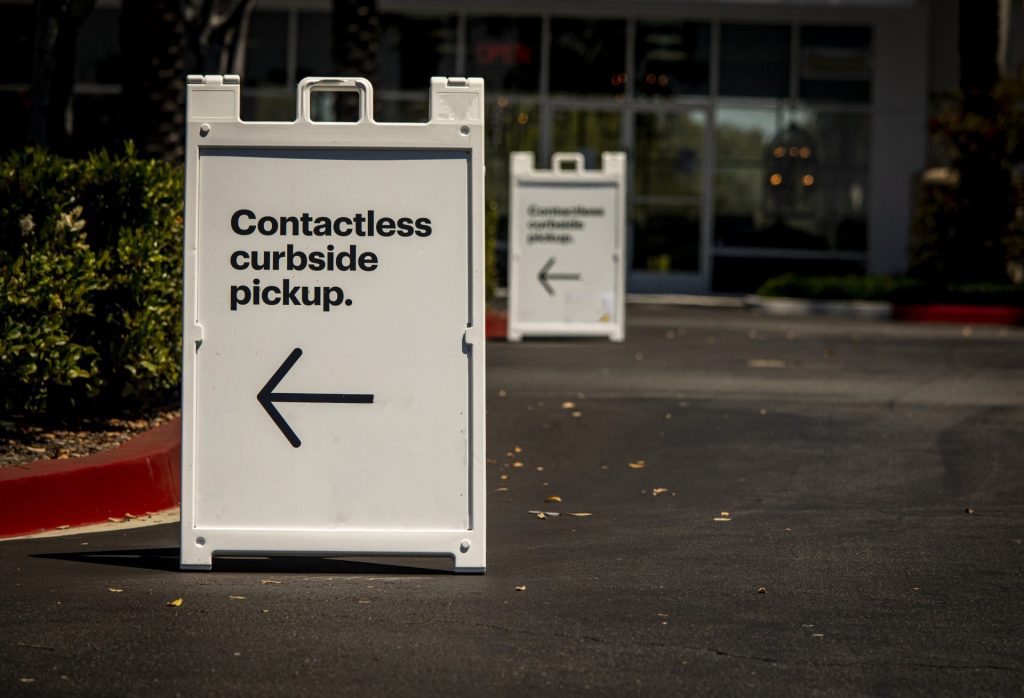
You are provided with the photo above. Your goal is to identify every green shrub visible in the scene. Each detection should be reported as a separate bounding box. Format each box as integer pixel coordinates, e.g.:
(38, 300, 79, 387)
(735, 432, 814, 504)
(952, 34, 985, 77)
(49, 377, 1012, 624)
(756, 274, 926, 301)
(0, 144, 183, 417)
(756, 273, 1024, 305)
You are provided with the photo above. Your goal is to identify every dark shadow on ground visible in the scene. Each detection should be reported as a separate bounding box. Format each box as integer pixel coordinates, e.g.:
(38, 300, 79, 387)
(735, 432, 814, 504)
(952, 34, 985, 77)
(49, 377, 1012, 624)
(33, 548, 455, 574)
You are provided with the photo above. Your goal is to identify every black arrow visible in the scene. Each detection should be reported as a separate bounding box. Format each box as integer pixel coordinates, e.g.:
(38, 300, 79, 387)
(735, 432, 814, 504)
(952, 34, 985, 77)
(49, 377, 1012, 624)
(537, 256, 581, 296)
(257, 347, 373, 448)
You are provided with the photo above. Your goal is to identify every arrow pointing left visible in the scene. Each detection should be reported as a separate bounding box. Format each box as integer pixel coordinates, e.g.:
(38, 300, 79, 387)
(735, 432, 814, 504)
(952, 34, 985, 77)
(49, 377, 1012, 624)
(257, 347, 373, 448)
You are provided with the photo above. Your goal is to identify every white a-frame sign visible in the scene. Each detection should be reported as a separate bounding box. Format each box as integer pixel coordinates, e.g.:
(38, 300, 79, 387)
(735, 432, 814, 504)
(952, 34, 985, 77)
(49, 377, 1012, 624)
(181, 76, 486, 572)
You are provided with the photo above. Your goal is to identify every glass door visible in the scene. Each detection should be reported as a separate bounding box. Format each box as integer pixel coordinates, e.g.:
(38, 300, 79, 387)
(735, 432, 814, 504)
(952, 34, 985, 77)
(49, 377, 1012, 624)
(629, 107, 709, 293)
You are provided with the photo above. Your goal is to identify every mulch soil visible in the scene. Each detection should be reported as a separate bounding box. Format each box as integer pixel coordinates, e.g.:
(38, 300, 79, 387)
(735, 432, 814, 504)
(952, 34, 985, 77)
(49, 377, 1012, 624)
(0, 407, 179, 468)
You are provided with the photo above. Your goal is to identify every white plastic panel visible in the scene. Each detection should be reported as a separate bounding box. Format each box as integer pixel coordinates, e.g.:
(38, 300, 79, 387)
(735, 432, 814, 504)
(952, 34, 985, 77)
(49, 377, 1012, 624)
(507, 152, 627, 342)
(181, 76, 485, 572)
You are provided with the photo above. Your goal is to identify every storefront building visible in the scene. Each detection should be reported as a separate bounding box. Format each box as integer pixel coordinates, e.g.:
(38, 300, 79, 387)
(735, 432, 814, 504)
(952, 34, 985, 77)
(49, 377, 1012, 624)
(1, 0, 955, 292)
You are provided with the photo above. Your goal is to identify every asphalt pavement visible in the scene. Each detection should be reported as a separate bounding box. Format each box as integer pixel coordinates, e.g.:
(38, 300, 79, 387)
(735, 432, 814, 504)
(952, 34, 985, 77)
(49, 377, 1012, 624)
(2, 305, 1022, 696)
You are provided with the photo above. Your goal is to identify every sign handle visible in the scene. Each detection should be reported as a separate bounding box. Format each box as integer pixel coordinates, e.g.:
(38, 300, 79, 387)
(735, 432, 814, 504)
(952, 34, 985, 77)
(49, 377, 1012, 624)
(297, 76, 374, 123)
(551, 152, 585, 175)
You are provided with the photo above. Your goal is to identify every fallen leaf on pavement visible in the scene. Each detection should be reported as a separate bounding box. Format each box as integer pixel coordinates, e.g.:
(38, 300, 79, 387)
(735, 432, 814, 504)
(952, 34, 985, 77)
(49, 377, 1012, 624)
(514, 446, 522, 453)
(720, 511, 731, 516)
(652, 488, 669, 496)
(566, 512, 592, 517)
(259, 580, 283, 585)
(757, 587, 767, 594)
(713, 517, 732, 522)
(628, 460, 646, 469)
(561, 401, 576, 409)
(965, 506, 975, 514)
(512, 461, 524, 468)
(166, 598, 183, 607)
(228, 595, 246, 600)
(747, 359, 786, 368)
(108, 588, 123, 593)
(536, 512, 546, 519)
(515, 585, 527, 591)
(545, 495, 562, 503)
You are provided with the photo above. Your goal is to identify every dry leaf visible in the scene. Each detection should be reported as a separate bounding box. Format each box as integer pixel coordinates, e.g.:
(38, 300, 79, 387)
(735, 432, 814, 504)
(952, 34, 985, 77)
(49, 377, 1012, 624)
(107, 517, 124, 523)
(571, 411, 582, 418)
(108, 588, 124, 593)
(500, 473, 509, 481)
(512, 461, 524, 468)
(535, 466, 544, 472)
(124, 513, 137, 519)
(567, 512, 593, 517)
(652, 488, 668, 496)
(545, 495, 562, 503)
(166, 598, 183, 607)
(56, 525, 70, 530)
(628, 460, 646, 470)
(259, 580, 283, 585)
(495, 486, 509, 492)
(19, 678, 34, 684)
(747, 358, 786, 368)
(536, 512, 546, 519)
(514, 446, 522, 453)
(26, 446, 46, 453)
(757, 587, 767, 594)
(965, 506, 975, 514)
(228, 595, 246, 600)
(514, 585, 527, 592)
(720, 511, 731, 516)
(561, 401, 576, 409)
(713, 517, 731, 522)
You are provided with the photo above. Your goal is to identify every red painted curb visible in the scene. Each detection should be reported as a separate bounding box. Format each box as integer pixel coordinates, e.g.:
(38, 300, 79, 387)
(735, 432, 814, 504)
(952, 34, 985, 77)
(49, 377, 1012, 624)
(486, 309, 507, 339)
(0, 417, 181, 539)
(892, 304, 1024, 325)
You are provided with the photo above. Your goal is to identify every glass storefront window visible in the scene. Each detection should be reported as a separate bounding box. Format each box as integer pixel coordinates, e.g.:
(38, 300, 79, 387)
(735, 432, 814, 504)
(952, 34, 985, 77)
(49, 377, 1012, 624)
(466, 17, 541, 93)
(635, 21, 710, 97)
(245, 11, 288, 86)
(633, 204, 701, 272)
(634, 111, 704, 198)
(75, 9, 120, 84)
(551, 110, 621, 166)
(375, 99, 430, 123)
(297, 12, 332, 78)
(719, 24, 791, 98)
(487, 100, 540, 211)
(378, 14, 456, 91)
(714, 106, 868, 251)
(0, 5, 32, 84)
(799, 26, 872, 103)
(549, 18, 626, 96)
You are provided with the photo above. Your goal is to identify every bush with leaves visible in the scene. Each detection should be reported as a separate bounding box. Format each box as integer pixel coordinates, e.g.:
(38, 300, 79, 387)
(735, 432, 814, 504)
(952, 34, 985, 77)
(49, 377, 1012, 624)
(0, 144, 183, 417)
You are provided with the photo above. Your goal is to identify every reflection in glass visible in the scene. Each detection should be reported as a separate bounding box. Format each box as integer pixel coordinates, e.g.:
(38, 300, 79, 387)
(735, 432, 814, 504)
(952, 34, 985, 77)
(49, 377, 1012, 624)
(297, 12, 332, 78)
(467, 17, 541, 93)
(552, 110, 621, 166)
(0, 5, 33, 83)
(714, 107, 868, 251)
(635, 21, 710, 97)
(76, 9, 120, 84)
(633, 204, 700, 272)
(245, 12, 288, 85)
(549, 18, 626, 95)
(378, 14, 456, 91)
(486, 100, 539, 213)
(719, 24, 790, 98)
(800, 25, 872, 103)
(634, 111, 704, 198)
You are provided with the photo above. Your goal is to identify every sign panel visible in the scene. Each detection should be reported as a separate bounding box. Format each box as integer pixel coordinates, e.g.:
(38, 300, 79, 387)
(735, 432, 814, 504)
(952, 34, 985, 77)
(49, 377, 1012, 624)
(507, 152, 626, 341)
(181, 76, 486, 572)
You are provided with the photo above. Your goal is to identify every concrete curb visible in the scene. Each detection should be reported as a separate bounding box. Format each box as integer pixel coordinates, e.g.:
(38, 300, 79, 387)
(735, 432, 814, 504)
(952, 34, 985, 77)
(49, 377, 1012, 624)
(0, 418, 181, 539)
(744, 295, 893, 320)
